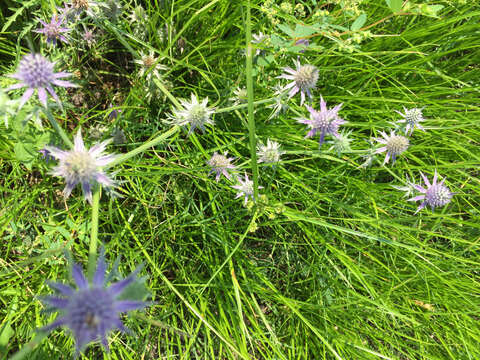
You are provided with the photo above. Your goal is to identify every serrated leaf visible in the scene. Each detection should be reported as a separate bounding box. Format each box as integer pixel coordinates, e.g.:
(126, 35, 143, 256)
(351, 13, 367, 31)
(13, 142, 36, 162)
(385, 0, 403, 13)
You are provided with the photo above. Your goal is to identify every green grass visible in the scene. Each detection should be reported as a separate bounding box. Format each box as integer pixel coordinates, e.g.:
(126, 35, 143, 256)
(1, 0, 480, 359)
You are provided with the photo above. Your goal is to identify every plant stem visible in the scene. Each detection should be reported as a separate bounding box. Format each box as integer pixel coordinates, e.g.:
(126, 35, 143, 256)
(245, 0, 259, 201)
(107, 126, 180, 168)
(44, 107, 73, 148)
(9, 332, 49, 360)
(87, 186, 101, 279)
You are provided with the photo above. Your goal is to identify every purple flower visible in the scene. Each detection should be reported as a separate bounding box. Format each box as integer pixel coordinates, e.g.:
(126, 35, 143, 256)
(41, 253, 148, 354)
(408, 171, 454, 213)
(39, 147, 53, 163)
(232, 173, 263, 206)
(295, 38, 309, 53)
(297, 96, 346, 147)
(46, 130, 117, 204)
(207, 151, 236, 182)
(278, 58, 318, 105)
(6, 53, 77, 109)
(395, 107, 426, 135)
(373, 130, 409, 165)
(108, 104, 122, 120)
(34, 15, 70, 45)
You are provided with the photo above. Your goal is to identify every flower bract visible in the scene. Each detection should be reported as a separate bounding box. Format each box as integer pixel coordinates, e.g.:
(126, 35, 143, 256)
(46, 130, 117, 203)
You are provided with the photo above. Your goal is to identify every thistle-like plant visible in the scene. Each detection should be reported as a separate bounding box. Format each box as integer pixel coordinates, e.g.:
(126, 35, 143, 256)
(134, 51, 167, 81)
(6, 53, 77, 108)
(168, 93, 215, 135)
(408, 170, 454, 213)
(257, 139, 284, 165)
(207, 151, 236, 182)
(232, 173, 263, 206)
(46, 130, 117, 203)
(41, 252, 149, 354)
(373, 130, 409, 165)
(395, 106, 426, 135)
(297, 96, 346, 147)
(34, 15, 70, 46)
(278, 58, 318, 105)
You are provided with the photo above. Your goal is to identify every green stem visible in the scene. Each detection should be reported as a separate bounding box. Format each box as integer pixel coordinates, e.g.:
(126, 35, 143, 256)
(107, 126, 180, 168)
(44, 107, 73, 148)
(87, 186, 101, 279)
(8, 332, 49, 360)
(245, 0, 259, 201)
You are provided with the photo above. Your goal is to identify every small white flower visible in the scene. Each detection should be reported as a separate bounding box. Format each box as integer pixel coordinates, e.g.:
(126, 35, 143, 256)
(231, 173, 263, 206)
(207, 151, 236, 182)
(278, 58, 318, 105)
(168, 93, 215, 135)
(373, 130, 409, 165)
(230, 87, 248, 105)
(395, 106, 426, 135)
(257, 139, 284, 165)
(391, 175, 416, 198)
(133, 51, 167, 81)
(46, 130, 117, 203)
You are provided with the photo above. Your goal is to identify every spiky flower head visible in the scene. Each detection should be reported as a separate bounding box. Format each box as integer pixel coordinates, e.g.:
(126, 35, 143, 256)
(168, 93, 215, 135)
(6, 53, 76, 109)
(230, 87, 248, 105)
(373, 130, 409, 165)
(395, 106, 426, 135)
(232, 173, 263, 206)
(297, 96, 346, 147)
(46, 130, 117, 203)
(391, 175, 416, 198)
(82, 28, 96, 47)
(107, 104, 121, 120)
(278, 58, 318, 105)
(327, 129, 353, 156)
(34, 15, 70, 46)
(257, 139, 284, 165)
(408, 170, 454, 213)
(128, 4, 146, 23)
(267, 84, 289, 120)
(207, 151, 236, 182)
(41, 252, 148, 354)
(133, 51, 167, 81)
(252, 32, 268, 55)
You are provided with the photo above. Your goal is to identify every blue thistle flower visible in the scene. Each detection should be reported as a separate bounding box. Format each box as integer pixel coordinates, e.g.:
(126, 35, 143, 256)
(6, 53, 77, 109)
(408, 170, 454, 213)
(34, 15, 70, 46)
(297, 96, 346, 147)
(278, 58, 318, 105)
(41, 253, 148, 355)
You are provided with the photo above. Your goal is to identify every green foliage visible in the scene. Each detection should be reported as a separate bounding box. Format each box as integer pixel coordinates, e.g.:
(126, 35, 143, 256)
(1, 0, 479, 359)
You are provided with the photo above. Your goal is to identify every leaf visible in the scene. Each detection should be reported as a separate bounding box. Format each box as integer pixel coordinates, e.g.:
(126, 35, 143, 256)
(385, 0, 403, 13)
(293, 24, 317, 38)
(351, 13, 367, 31)
(13, 142, 36, 162)
(276, 23, 295, 37)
